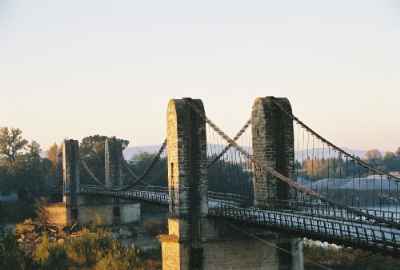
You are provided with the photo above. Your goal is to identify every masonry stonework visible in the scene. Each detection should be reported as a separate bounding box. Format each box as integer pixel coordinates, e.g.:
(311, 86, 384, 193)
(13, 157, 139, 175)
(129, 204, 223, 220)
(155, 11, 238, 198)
(160, 220, 303, 270)
(62, 139, 80, 225)
(59, 138, 140, 227)
(162, 98, 208, 270)
(105, 137, 123, 188)
(252, 97, 303, 270)
(251, 97, 295, 208)
(166, 98, 208, 236)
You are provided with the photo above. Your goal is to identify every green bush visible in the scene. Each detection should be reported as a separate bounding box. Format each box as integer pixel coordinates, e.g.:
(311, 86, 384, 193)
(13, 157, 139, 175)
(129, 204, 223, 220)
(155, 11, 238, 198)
(33, 228, 144, 270)
(35, 234, 68, 270)
(0, 230, 30, 270)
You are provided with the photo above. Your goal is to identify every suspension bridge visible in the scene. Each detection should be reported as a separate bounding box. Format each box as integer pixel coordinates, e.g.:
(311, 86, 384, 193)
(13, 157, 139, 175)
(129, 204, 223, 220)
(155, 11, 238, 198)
(57, 97, 400, 257)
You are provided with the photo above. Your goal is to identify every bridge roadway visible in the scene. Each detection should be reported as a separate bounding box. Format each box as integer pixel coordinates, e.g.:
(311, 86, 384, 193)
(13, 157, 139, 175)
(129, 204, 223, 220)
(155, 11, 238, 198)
(80, 185, 245, 207)
(80, 186, 400, 254)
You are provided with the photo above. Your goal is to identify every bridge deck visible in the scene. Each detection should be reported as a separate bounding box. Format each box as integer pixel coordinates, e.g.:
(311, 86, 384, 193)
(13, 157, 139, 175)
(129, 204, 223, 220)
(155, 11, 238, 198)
(209, 204, 400, 254)
(80, 187, 400, 253)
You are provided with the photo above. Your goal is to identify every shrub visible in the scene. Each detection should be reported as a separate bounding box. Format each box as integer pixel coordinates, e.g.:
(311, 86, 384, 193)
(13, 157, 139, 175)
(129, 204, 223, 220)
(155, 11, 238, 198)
(34, 228, 143, 269)
(0, 230, 29, 270)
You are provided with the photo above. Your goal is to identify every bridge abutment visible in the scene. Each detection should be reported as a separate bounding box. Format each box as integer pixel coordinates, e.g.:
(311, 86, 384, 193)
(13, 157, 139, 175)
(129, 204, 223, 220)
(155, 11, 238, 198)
(161, 218, 303, 270)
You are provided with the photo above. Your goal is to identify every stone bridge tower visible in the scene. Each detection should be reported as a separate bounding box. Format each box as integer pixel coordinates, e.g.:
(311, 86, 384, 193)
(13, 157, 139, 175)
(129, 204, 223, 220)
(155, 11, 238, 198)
(161, 98, 208, 270)
(62, 139, 81, 224)
(105, 137, 123, 188)
(252, 96, 303, 270)
(160, 97, 304, 270)
(57, 138, 140, 226)
(251, 96, 294, 208)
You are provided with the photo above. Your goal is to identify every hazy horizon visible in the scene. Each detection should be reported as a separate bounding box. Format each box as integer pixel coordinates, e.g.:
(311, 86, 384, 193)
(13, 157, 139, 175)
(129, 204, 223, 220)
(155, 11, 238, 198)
(1, 1, 400, 151)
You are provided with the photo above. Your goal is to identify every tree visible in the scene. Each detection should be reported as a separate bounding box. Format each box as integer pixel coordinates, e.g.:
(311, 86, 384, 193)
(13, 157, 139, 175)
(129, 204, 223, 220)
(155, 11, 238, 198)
(32, 227, 142, 270)
(0, 135, 52, 201)
(128, 152, 167, 186)
(0, 230, 29, 270)
(302, 158, 328, 180)
(0, 127, 28, 163)
(80, 135, 129, 157)
(80, 135, 129, 185)
(27, 141, 41, 160)
(364, 149, 383, 165)
(383, 151, 400, 172)
(396, 147, 400, 158)
(206, 154, 252, 201)
(46, 143, 59, 176)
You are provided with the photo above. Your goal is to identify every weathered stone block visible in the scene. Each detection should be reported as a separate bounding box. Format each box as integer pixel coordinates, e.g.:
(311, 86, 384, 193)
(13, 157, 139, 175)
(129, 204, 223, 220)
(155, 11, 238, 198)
(105, 137, 123, 188)
(167, 98, 208, 241)
(252, 97, 294, 208)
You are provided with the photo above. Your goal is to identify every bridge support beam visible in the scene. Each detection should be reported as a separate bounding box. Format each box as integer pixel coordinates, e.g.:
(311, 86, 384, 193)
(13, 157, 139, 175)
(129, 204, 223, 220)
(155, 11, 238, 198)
(251, 96, 294, 208)
(63, 139, 80, 225)
(162, 98, 208, 270)
(105, 137, 123, 188)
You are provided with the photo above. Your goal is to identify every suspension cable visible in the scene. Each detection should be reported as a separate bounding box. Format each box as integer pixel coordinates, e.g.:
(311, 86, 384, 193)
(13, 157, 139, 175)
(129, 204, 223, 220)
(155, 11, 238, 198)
(270, 98, 400, 182)
(185, 98, 400, 229)
(118, 139, 167, 191)
(121, 158, 139, 179)
(80, 159, 106, 187)
(207, 118, 252, 168)
(80, 140, 167, 191)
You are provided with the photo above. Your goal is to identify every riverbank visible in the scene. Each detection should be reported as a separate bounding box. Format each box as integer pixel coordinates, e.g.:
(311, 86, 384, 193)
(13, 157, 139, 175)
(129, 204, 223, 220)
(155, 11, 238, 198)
(304, 243, 400, 270)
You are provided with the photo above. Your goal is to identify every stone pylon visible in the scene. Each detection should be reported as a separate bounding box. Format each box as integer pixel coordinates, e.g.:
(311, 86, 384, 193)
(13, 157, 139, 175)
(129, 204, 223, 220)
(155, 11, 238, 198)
(251, 97, 294, 208)
(105, 137, 123, 188)
(252, 97, 303, 270)
(161, 98, 208, 270)
(63, 139, 80, 224)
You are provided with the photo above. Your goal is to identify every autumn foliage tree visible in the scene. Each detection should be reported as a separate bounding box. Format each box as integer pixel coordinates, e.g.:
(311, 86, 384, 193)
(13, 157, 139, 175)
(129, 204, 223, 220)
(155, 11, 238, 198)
(79, 135, 129, 185)
(46, 143, 59, 177)
(0, 127, 28, 163)
(0, 128, 52, 201)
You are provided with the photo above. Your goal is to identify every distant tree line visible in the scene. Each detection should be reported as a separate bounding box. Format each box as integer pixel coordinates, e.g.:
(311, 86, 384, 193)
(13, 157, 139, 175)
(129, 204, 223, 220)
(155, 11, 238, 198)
(0, 127, 59, 223)
(125, 153, 253, 199)
(0, 127, 54, 202)
(298, 148, 400, 181)
(78, 136, 253, 199)
(79, 135, 129, 185)
(4, 127, 397, 207)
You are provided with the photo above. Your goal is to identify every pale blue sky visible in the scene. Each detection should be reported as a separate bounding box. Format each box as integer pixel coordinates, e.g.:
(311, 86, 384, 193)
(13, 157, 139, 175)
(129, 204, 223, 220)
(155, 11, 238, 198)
(1, 0, 400, 151)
